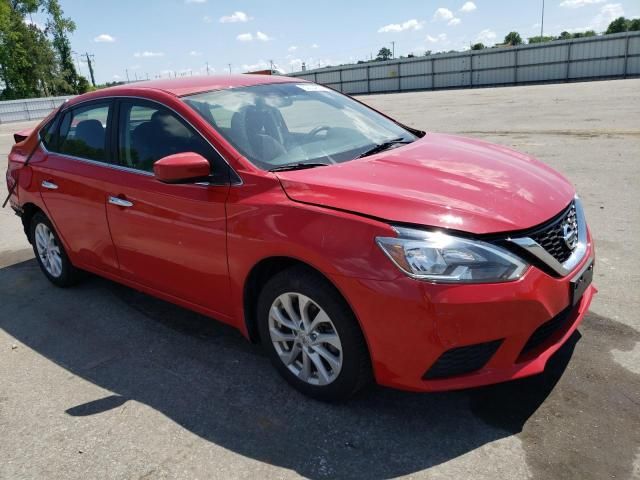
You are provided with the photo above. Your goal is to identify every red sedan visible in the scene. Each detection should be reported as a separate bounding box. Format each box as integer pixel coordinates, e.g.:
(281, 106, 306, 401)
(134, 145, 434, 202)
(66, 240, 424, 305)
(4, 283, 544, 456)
(5, 75, 595, 401)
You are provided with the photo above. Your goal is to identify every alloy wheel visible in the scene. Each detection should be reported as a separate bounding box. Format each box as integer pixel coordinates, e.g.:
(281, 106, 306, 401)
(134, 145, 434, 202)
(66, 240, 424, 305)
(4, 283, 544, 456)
(268, 292, 343, 386)
(34, 223, 63, 278)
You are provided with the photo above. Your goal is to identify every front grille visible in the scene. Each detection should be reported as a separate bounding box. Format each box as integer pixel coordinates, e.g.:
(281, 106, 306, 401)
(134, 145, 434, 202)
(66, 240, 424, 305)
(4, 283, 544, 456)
(423, 339, 503, 380)
(519, 305, 574, 359)
(530, 202, 577, 264)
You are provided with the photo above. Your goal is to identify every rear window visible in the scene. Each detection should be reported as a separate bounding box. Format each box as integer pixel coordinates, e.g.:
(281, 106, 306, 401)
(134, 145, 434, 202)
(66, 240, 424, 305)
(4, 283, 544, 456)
(55, 103, 110, 162)
(40, 116, 59, 151)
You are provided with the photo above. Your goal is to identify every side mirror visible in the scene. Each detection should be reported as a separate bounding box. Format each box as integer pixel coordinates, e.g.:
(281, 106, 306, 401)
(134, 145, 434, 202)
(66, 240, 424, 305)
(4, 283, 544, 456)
(153, 152, 211, 183)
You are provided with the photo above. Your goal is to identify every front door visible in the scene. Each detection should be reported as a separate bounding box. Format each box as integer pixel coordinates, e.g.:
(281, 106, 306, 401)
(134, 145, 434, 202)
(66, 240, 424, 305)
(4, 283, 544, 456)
(105, 99, 232, 317)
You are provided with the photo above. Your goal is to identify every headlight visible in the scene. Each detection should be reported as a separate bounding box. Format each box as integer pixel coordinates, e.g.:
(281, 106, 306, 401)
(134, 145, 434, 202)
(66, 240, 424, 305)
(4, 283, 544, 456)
(376, 227, 528, 283)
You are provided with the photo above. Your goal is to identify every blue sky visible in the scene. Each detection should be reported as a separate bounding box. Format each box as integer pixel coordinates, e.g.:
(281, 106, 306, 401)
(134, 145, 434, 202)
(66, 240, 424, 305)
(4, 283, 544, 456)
(29, 0, 640, 84)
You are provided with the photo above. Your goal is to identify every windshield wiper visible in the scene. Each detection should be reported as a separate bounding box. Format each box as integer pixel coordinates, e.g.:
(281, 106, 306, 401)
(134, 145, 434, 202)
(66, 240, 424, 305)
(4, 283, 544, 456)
(356, 138, 412, 159)
(269, 162, 329, 172)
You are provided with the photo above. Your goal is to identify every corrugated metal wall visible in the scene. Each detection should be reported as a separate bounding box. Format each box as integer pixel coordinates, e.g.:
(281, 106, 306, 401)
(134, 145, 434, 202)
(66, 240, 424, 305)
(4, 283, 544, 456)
(289, 31, 640, 94)
(0, 96, 73, 124)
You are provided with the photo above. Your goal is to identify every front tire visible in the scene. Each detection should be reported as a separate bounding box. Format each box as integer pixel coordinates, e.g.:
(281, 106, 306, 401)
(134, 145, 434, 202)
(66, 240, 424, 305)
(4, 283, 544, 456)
(257, 266, 371, 401)
(30, 212, 80, 287)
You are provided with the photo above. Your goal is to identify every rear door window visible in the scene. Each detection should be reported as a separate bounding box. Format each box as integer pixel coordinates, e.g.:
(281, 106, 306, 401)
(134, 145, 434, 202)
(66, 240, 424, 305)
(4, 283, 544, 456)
(54, 103, 111, 162)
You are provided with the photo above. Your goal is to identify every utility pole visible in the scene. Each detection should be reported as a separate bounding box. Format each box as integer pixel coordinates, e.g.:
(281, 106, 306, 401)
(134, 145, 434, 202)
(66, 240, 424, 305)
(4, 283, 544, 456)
(206, 62, 210, 75)
(228, 63, 232, 74)
(391, 41, 395, 59)
(125, 68, 130, 83)
(85, 52, 96, 87)
(269, 59, 274, 73)
(540, 0, 545, 39)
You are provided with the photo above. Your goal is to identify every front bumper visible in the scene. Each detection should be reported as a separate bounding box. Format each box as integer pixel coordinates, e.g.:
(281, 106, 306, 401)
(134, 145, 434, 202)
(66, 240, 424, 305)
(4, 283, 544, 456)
(330, 242, 595, 392)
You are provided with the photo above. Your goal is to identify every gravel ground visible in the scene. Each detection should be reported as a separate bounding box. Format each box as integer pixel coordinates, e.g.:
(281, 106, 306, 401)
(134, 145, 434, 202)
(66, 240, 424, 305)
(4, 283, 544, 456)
(1, 78, 639, 480)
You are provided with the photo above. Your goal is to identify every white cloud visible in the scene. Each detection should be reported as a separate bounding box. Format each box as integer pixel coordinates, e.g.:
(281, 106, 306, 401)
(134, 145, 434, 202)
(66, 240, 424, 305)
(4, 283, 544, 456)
(378, 18, 424, 33)
(134, 51, 164, 58)
(459, 1, 477, 13)
(476, 29, 497, 44)
(237, 31, 271, 42)
(426, 33, 448, 43)
(189, 50, 202, 56)
(448, 17, 461, 26)
(220, 11, 250, 23)
(185, 0, 206, 3)
(203, 15, 212, 23)
(241, 60, 270, 71)
(566, 25, 593, 32)
(433, 8, 454, 21)
(24, 18, 44, 30)
(311, 43, 319, 48)
(237, 33, 253, 42)
(94, 34, 115, 43)
(113, 74, 121, 79)
(560, 0, 604, 8)
(288, 45, 298, 52)
(591, 3, 624, 29)
(256, 31, 271, 41)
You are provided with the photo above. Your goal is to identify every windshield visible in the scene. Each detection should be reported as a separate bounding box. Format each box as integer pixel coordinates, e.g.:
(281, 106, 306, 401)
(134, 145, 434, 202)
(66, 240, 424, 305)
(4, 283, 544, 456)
(183, 83, 417, 170)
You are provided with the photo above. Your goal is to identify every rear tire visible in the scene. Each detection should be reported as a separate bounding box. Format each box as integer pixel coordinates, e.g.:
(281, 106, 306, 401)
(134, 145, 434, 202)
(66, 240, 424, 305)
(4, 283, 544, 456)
(30, 212, 81, 287)
(257, 266, 371, 402)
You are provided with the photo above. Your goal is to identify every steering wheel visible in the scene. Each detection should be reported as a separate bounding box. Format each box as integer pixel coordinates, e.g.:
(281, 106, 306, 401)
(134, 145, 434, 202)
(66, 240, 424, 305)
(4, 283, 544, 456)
(308, 126, 332, 137)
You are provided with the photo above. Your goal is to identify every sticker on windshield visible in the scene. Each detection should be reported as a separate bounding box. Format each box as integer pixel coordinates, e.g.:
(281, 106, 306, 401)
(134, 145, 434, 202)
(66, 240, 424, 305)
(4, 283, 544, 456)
(296, 84, 331, 92)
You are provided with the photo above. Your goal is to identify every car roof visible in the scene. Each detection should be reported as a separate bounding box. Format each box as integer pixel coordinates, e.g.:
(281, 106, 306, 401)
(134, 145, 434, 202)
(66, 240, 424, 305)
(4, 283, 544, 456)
(102, 74, 305, 97)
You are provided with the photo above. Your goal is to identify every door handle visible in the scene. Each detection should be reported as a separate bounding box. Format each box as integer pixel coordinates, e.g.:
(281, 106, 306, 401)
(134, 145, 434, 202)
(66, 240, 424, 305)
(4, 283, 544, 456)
(108, 196, 134, 208)
(41, 180, 58, 190)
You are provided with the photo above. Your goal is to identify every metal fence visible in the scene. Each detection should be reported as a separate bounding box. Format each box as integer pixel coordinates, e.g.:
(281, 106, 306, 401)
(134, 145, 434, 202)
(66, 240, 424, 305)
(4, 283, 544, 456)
(289, 31, 640, 94)
(0, 95, 74, 124)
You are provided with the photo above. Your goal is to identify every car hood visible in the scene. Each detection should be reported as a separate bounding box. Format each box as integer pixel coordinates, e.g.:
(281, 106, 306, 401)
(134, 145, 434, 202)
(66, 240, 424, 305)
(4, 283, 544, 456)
(275, 133, 575, 234)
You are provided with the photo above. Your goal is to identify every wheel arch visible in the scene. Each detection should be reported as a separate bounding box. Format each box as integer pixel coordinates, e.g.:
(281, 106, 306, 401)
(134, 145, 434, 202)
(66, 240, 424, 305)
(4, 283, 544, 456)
(20, 202, 45, 243)
(242, 256, 368, 352)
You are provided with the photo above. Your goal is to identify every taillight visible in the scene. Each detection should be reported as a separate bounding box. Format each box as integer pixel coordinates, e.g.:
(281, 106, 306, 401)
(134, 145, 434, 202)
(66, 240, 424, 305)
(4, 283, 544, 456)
(6, 168, 17, 190)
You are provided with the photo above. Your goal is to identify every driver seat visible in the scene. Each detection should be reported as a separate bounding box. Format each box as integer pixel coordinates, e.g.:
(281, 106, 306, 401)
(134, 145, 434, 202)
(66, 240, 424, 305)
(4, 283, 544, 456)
(231, 104, 288, 162)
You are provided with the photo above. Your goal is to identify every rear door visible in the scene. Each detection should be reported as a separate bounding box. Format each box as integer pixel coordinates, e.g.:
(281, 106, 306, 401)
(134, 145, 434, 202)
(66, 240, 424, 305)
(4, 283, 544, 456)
(37, 100, 120, 274)
(104, 98, 232, 317)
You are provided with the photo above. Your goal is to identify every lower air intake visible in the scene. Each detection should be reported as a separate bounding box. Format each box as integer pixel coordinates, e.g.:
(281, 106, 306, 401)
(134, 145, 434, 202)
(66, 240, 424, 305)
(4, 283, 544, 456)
(423, 339, 503, 380)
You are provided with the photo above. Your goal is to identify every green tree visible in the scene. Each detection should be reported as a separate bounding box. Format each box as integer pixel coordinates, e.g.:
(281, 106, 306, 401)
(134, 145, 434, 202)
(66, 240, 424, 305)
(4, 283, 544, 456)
(629, 18, 640, 31)
(45, 0, 80, 94)
(376, 47, 392, 61)
(528, 35, 556, 44)
(606, 16, 629, 34)
(504, 31, 522, 45)
(0, 0, 47, 99)
(471, 42, 485, 50)
(0, 0, 88, 99)
(558, 30, 597, 40)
